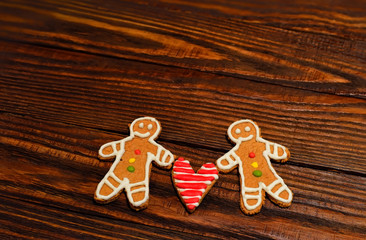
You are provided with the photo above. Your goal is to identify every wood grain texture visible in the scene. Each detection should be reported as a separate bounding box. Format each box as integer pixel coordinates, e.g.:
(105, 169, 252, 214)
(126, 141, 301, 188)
(0, 0, 365, 97)
(1, 0, 366, 239)
(1, 113, 365, 239)
(1, 41, 365, 175)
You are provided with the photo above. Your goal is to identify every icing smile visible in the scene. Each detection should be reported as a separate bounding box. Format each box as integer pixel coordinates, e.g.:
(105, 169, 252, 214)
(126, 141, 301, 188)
(134, 131, 151, 138)
(239, 135, 253, 141)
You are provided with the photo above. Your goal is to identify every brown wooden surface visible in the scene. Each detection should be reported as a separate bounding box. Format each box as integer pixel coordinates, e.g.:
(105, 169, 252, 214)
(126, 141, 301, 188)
(0, 0, 365, 239)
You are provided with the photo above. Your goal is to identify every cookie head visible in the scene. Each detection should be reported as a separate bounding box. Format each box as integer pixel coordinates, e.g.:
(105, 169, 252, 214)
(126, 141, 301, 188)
(130, 117, 161, 139)
(228, 119, 260, 143)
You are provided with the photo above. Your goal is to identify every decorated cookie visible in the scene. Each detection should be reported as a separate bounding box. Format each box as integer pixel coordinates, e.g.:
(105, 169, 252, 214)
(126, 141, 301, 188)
(95, 117, 174, 210)
(172, 157, 218, 213)
(216, 119, 293, 215)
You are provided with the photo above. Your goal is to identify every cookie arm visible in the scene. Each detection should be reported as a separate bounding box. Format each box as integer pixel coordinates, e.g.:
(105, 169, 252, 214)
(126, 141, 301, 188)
(216, 149, 239, 172)
(99, 140, 123, 160)
(151, 144, 174, 168)
(265, 141, 289, 162)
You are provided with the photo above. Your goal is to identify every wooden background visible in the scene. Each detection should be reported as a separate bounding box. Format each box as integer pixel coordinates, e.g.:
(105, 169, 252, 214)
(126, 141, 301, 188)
(1, 0, 365, 239)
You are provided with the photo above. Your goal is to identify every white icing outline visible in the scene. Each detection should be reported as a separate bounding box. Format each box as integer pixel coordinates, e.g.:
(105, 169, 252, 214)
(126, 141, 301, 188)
(173, 160, 219, 210)
(95, 117, 174, 207)
(217, 119, 292, 211)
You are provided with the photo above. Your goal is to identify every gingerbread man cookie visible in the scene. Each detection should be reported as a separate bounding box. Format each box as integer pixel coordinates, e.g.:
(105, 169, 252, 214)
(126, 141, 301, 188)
(95, 117, 174, 210)
(217, 119, 293, 215)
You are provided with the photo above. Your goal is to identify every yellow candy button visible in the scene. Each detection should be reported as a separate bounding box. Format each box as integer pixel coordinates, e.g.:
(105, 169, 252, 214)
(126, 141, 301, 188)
(251, 162, 258, 168)
(129, 158, 136, 163)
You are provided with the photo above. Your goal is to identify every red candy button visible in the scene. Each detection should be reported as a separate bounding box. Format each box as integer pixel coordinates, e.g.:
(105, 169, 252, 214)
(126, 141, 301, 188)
(134, 149, 141, 155)
(249, 152, 255, 158)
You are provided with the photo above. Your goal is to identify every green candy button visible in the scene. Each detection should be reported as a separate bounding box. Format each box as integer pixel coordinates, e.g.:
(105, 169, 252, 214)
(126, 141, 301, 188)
(252, 170, 262, 177)
(127, 166, 135, 172)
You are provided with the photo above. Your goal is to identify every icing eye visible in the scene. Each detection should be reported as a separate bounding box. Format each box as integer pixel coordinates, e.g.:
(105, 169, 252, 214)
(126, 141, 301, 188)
(138, 122, 144, 128)
(147, 124, 153, 130)
(245, 126, 251, 132)
(235, 128, 241, 134)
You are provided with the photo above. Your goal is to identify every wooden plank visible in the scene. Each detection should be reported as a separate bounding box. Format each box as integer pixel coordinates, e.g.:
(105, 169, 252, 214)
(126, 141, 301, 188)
(0, 112, 365, 239)
(1, 41, 365, 174)
(0, 197, 218, 240)
(0, 0, 365, 97)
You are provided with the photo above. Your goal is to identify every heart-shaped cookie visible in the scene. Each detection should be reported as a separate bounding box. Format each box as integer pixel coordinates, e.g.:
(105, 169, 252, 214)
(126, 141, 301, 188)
(172, 157, 219, 212)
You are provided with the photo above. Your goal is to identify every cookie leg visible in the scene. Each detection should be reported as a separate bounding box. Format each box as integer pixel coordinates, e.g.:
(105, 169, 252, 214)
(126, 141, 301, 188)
(94, 171, 126, 203)
(265, 178, 293, 207)
(240, 186, 265, 215)
(126, 182, 149, 210)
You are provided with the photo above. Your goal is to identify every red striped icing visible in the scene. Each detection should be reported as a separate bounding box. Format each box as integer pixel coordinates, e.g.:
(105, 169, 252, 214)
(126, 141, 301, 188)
(172, 158, 219, 212)
(204, 163, 216, 168)
(174, 162, 191, 167)
(173, 167, 195, 174)
(176, 182, 207, 189)
(181, 190, 203, 196)
(184, 197, 200, 203)
(173, 174, 215, 181)
(187, 205, 196, 210)
(197, 169, 219, 174)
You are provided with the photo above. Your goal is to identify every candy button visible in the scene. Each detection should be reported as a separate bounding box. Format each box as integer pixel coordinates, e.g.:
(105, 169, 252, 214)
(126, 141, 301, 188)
(134, 149, 141, 155)
(127, 166, 135, 172)
(252, 170, 262, 177)
(129, 158, 136, 163)
(251, 162, 258, 168)
(249, 152, 255, 158)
